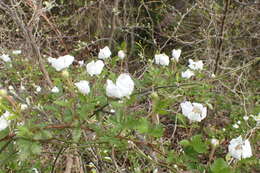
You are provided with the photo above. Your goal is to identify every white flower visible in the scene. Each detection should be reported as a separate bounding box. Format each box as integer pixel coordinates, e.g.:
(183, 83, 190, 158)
(233, 124, 239, 129)
(228, 136, 252, 160)
(8, 85, 14, 91)
(172, 49, 181, 62)
(237, 120, 241, 125)
(211, 73, 216, 78)
(106, 73, 134, 99)
(188, 59, 203, 70)
(0, 111, 11, 131)
(32, 168, 39, 173)
(20, 85, 26, 91)
(0, 54, 11, 62)
(26, 97, 31, 105)
(35, 86, 41, 93)
(154, 53, 170, 66)
(153, 168, 158, 173)
(180, 101, 207, 122)
(78, 60, 84, 67)
(106, 80, 122, 98)
(98, 46, 111, 59)
(75, 80, 90, 95)
(86, 60, 104, 76)
(12, 50, 22, 55)
(48, 55, 74, 71)
(252, 113, 260, 125)
(118, 50, 126, 59)
(20, 104, 28, 110)
(51, 86, 59, 93)
(181, 69, 195, 79)
(211, 138, 219, 146)
(243, 116, 249, 121)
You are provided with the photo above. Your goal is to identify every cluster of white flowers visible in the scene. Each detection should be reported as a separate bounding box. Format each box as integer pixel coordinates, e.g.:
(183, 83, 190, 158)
(188, 59, 203, 70)
(181, 59, 204, 79)
(154, 49, 181, 66)
(0, 54, 11, 62)
(12, 50, 22, 55)
(152, 48, 204, 79)
(30, 46, 257, 161)
(72, 47, 132, 98)
(0, 50, 22, 63)
(47, 47, 130, 97)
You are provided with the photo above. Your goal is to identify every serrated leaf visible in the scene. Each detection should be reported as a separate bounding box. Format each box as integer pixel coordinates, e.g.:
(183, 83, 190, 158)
(180, 139, 190, 147)
(191, 135, 207, 153)
(149, 125, 163, 138)
(211, 158, 232, 173)
(135, 118, 149, 133)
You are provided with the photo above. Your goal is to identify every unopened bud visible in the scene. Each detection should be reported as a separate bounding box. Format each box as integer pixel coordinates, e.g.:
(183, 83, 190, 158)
(150, 92, 159, 99)
(211, 138, 219, 147)
(61, 70, 69, 78)
(0, 89, 8, 97)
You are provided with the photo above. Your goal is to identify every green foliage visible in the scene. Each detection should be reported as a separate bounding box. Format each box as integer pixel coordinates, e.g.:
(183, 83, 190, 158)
(210, 158, 232, 173)
(180, 135, 208, 154)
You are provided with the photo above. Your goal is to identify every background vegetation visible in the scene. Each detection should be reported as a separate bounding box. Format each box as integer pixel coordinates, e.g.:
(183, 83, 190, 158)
(0, 0, 259, 172)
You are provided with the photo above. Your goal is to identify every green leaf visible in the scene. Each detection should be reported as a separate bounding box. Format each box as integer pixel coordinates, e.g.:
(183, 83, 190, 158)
(190, 135, 208, 153)
(135, 118, 149, 133)
(64, 109, 73, 122)
(31, 142, 42, 155)
(78, 104, 95, 120)
(72, 128, 82, 142)
(17, 139, 42, 161)
(54, 100, 70, 107)
(210, 158, 232, 173)
(121, 41, 127, 50)
(180, 139, 190, 147)
(166, 151, 177, 163)
(149, 125, 163, 138)
(152, 98, 169, 115)
(176, 113, 187, 125)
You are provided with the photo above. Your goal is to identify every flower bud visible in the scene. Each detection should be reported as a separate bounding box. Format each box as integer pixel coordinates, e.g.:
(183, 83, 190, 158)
(150, 92, 159, 99)
(0, 89, 8, 97)
(61, 70, 69, 78)
(211, 138, 219, 147)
